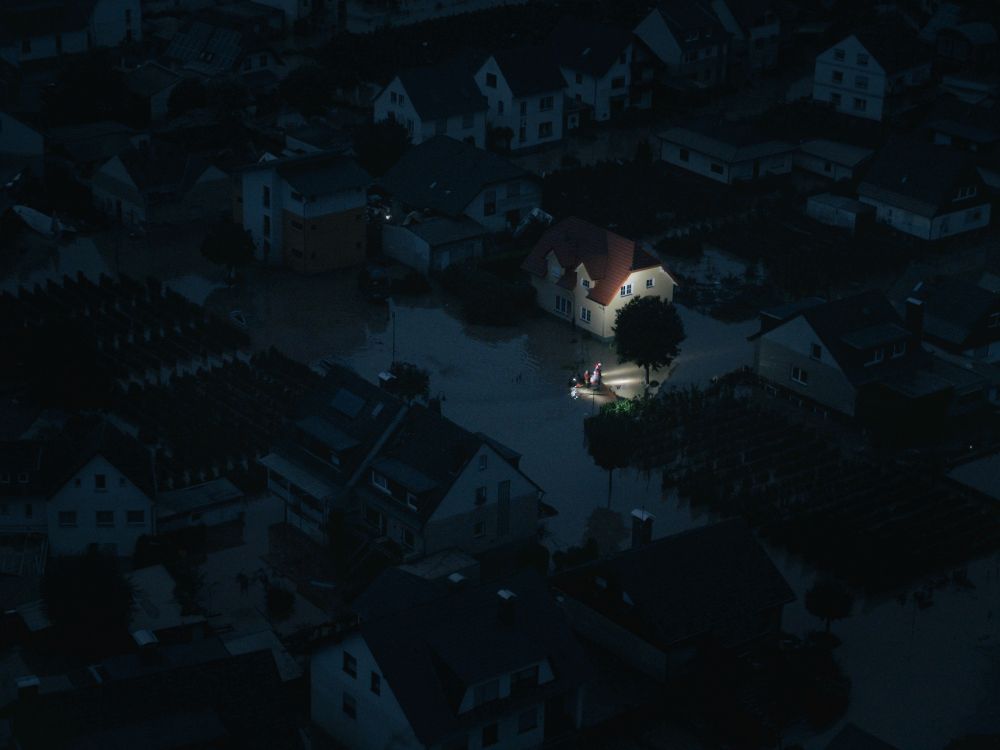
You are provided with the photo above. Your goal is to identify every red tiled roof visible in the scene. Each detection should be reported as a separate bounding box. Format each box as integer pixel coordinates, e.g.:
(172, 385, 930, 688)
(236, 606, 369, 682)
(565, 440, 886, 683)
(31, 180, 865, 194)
(521, 217, 666, 306)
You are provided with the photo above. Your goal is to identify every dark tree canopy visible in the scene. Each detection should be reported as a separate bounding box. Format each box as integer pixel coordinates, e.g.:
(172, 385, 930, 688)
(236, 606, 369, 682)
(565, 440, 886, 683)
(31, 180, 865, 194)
(388, 361, 430, 403)
(613, 295, 686, 384)
(43, 546, 133, 655)
(805, 579, 855, 633)
(280, 65, 334, 117)
(42, 51, 130, 126)
(584, 409, 637, 505)
(353, 120, 410, 177)
(200, 222, 255, 277)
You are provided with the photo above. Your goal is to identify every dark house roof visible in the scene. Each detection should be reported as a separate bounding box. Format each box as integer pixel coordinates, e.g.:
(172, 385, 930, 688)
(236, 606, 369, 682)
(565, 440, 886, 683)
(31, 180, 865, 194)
(720, 0, 776, 34)
(756, 290, 921, 387)
(165, 18, 275, 76)
(491, 47, 566, 97)
(661, 117, 794, 162)
(521, 217, 669, 306)
(911, 276, 1000, 350)
(124, 63, 181, 99)
(652, 0, 728, 50)
(858, 140, 985, 218)
(372, 404, 538, 522)
(552, 520, 794, 651)
(923, 96, 1000, 146)
(1, 418, 155, 501)
(826, 723, 900, 750)
(394, 59, 487, 122)
(854, 23, 931, 74)
(273, 151, 371, 197)
(262, 362, 408, 501)
(381, 135, 532, 217)
(547, 16, 634, 77)
(12, 639, 300, 750)
(0, 0, 95, 44)
(106, 141, 222, 198)
(351, 569, 592, 747)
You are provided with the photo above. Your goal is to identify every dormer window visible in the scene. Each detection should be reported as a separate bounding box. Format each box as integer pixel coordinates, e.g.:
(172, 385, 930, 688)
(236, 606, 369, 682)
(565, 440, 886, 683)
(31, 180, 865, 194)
(372, 471, 389, 493)
(955, 186, 977, 201)
(406, 492, 418, 510)
(891, 341, 907, 358)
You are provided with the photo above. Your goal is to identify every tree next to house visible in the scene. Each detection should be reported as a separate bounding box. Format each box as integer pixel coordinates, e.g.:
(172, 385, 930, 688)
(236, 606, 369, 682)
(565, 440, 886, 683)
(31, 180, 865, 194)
(584, 409, 637, 507)
(805, 579, 855, 634)
(388, 361, 430, 403)
(613, 295, 686, 385)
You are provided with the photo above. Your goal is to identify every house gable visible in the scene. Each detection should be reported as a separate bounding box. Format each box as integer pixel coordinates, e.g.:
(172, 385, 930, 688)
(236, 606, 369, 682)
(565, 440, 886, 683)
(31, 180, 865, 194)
(428, 442, 536, 524)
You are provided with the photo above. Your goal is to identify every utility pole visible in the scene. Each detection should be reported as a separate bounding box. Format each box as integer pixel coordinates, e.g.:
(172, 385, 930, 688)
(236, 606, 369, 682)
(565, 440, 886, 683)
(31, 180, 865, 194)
(391, 309, 396, 366)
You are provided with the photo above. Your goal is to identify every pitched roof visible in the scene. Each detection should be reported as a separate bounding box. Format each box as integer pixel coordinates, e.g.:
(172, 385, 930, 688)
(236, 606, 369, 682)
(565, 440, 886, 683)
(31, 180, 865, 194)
(405, 216, 488, 247)
(371, 404, 536, 522)
(826, 723, 900, 750)
(395, 59, 487, 122)
(911, 275, 999, 348)
(124, 63, 181, 99)
(858, 140, 984, 218)
(0, 417, 156, 501)
(547, 16, 634, 77)
(853, 24, 931, 75)
(521, 217, 669, 306)
(798, 139, 875, 168)
(490, 47, 566, 97)
(352, 569, 592, 746)
(719, 0, 776, 33)
(923, 97, 1000, 146)
(660, 119, 795, 163)
(552, 520, 795, 649)
(0, 0, 96, 44)
(109, 141, 222, 197)
(165, 18, 273, 75)
(652, 0, 728, 49)
(794, 291, 919, 387)
(273, 152, 371, 196)
(380, 136, 532, 217)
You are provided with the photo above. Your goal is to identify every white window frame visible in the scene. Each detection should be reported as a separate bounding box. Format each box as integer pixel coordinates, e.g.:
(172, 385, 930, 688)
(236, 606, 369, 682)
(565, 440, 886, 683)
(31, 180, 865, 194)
(646, 278, 654, 289)
(891, 341, 907, 358)
(580, 307, 591, 323)
(865, 348, 885, 366)
(371, 471, 389, 493)
(790, 366, 808, 385)
(620, 283, 632, 297)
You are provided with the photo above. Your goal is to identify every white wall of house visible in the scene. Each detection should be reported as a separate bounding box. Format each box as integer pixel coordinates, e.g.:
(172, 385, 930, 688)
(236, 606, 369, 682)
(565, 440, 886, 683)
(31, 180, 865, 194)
(812, 36, 888, 121)
(91, 155, 146, 226)
(794, 152, 857, 181)
(254, 0, 309, 23)
(91, 0, 142, 47)
(531, 259, 676, 341)
(754, 316, 858, 415)
(463, 179, 541, 233)
(373, 78, 486, 147)
(382, 224, 433, 274)
(312, 634, 421, 750)
(635, 10, 682, 69)
(46, 455, 154, 557)
(241, 168, 283, 264)
(858, 197, 991, 240)
(659, 138, 792, 184)
(558, 47, 632, 122)
(474, 58, 564, 150)
(0, 495, 46, 534)
(424, 443, 539, 556)
(0, 28, 88, 66)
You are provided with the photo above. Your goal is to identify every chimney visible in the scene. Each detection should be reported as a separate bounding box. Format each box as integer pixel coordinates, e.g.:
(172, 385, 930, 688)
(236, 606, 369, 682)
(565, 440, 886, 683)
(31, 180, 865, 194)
(16, 675, 40, 701)
(630, 509, 654, 549)
(132, 629, 160, 664)
(905, 297, 924, 340)
(497, 589, 517, 625)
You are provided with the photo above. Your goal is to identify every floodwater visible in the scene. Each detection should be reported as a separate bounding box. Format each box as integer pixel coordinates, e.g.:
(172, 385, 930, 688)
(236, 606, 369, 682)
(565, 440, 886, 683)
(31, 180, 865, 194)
(0, 236, 110, 293)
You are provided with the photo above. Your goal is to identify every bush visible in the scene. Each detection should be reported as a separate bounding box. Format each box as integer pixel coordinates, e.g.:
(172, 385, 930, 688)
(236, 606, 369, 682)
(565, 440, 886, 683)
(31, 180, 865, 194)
(656, 233, 703, 259)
